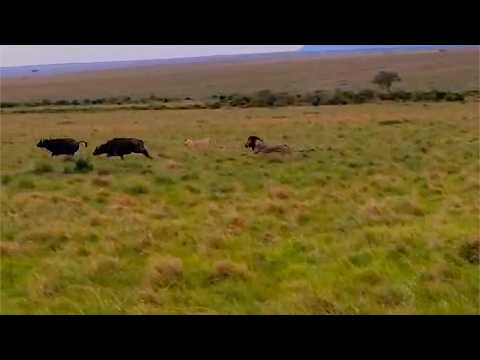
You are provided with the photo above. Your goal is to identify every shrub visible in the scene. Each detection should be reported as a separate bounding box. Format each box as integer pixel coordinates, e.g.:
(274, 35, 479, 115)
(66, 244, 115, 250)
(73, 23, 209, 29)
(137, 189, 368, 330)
(71, 99, 80, 106)
(327, 90, 350, 105)
(390, 90, 412, 102)
(230, 95, 251, 107)
(83, 99, 92, 105)
(105, 97, 120, 104)
(66, 158, 94, 173)
(251, 89, 276, 107)
(378, 92, 396, 101)
(91, 98, 106, 105)
(459, 240, 480, 264)
(433, 90, 447, 101)
(54, 100, 70, 106)
(445, 92, 465, 102)
(0, 102, 18, 108)
(274, 92, 296, 106)
(357, 89, 376, 101)
(40, 99, 52, 106)
(1, 175, 13, 185)
(75, 158, 93, 172)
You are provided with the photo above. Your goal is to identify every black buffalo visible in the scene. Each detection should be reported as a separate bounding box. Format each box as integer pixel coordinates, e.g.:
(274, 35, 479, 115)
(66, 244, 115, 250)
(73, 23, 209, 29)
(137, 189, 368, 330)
(37, 138, 88, 156)
(93, 138, 152, 159)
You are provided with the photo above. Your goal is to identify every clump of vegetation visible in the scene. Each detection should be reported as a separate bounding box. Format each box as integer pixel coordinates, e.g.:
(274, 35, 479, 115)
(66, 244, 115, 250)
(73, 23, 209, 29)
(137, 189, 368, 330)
(74, 158, 94, 173)
(0, 102, 19, 108)
(145, 255, 184, 288)
(251, 89, 277, 107)
(126, 183, 150, 195)
(1, 175, 13, 185)
(33, 162, 54, 174)
(64, 158, 94, 174)
(210, 260, 250, 282)
(18, 179, 35, 189)
(54, 99, 71, 106)
(459, 240, 480, 264)
(154, 175, 176, 185)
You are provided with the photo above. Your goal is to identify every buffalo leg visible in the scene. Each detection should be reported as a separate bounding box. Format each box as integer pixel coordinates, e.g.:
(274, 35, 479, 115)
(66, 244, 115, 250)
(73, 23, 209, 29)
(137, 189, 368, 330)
(142, 149, 153, 159)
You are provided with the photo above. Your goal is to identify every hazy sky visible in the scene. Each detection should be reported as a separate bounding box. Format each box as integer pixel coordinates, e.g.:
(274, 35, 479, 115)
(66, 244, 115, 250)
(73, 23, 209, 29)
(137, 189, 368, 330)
(0, 45, 302, 67)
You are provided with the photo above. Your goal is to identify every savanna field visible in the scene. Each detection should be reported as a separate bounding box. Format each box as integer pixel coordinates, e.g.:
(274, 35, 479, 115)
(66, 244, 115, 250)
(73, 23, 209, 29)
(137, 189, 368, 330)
(1, 102, 479, 314)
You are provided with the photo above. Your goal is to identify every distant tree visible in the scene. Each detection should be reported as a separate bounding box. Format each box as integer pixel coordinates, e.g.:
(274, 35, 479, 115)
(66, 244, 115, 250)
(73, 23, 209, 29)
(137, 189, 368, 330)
(372, 71, 401, 92)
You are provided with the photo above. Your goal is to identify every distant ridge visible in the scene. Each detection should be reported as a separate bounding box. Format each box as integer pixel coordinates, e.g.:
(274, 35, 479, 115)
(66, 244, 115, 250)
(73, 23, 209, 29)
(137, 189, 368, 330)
(3, 46, 477, 79)
(1, 52, 306, 78)
(300, 45, 477, 54)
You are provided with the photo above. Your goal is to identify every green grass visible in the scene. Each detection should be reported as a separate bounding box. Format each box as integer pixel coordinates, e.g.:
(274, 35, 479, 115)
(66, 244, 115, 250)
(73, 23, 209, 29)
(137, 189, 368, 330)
(1, 102, 479, 314)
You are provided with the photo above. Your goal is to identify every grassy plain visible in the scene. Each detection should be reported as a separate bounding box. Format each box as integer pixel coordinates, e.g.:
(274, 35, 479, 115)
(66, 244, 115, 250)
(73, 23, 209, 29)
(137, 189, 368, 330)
(1, 102, 479, 314)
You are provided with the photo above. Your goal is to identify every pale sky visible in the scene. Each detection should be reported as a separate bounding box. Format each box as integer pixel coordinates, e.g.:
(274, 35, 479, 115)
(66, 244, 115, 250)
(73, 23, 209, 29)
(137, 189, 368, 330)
(0, 45, 302, 67)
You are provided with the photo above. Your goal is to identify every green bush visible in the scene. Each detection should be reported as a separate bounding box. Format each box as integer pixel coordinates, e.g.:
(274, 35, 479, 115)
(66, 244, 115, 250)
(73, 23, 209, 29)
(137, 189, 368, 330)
(327, 91, 350, 105)
(65, 158, 94, 174)
(274, 92, 296, 106)
(230, 95, 251, 107)
(54, 100, 70, 106)
(390, 90, 412, 102)
(445, 92, 465, 102)
(251, 90, 276, 107)
(1, 175, 13, 185)
(155, 175, 177, 185)
(0, 102, 18, 108)
(378, 92, 396, 101)
(92, 98, 106, 105)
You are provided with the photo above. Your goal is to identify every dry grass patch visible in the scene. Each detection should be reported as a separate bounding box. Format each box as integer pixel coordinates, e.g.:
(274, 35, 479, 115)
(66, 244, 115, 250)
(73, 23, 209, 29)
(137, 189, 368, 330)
(145, 255, 184, 288)
(88, 255, 120, 276)
(0, 241, 32, 256)
(210, 260, 250, 282)
(110, 194, 138, 209)
(268, 185, 293, 200)
(91, 176, 112, 187)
